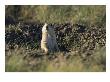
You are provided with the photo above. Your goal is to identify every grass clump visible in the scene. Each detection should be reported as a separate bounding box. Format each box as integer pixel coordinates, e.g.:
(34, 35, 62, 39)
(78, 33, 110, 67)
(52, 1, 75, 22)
(5, 46, 106, 72)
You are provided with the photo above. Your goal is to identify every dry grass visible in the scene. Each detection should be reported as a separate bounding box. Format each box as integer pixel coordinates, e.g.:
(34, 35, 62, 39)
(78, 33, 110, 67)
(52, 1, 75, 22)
(5, 46, 106, 72)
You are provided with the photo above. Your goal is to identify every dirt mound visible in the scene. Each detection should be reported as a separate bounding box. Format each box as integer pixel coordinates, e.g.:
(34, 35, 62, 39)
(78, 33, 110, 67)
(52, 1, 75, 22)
(5, 22, 106, 55)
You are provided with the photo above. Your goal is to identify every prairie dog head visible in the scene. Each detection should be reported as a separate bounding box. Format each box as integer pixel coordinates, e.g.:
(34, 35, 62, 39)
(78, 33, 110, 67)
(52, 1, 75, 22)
(42, 23, 48, 33)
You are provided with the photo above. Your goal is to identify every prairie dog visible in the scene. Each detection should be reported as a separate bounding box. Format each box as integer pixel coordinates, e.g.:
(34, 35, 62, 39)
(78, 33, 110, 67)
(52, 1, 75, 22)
(41, 23, 59, 54)
(41, 23, 48, 54)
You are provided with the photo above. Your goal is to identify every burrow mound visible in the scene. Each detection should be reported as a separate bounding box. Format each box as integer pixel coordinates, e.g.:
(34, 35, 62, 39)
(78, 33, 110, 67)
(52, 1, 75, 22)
(5, 22, 106, 54)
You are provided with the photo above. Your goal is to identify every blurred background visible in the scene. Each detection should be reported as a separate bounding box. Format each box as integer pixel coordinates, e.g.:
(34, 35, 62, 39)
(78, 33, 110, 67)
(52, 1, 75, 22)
(5, 5, 105, 26)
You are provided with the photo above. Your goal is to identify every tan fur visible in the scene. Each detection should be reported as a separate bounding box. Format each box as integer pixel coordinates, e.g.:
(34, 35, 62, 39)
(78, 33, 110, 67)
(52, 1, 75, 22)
(41, 23, 59, 54)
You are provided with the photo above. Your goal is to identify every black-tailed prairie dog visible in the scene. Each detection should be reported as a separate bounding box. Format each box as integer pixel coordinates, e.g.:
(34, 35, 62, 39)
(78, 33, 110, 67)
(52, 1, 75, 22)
(41, 23, 59, 54)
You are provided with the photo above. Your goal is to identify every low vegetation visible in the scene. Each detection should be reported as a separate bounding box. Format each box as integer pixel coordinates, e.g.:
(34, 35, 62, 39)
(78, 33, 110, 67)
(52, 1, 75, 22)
(5, 5, 106, 72)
